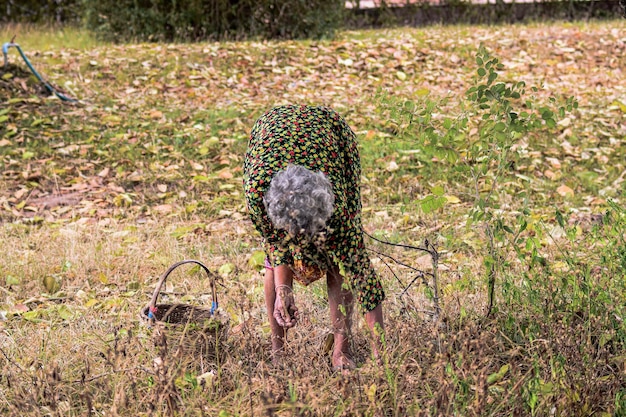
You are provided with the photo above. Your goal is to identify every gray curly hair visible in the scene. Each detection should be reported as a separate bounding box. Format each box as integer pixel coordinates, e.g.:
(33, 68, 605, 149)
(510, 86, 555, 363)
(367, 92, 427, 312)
(264, 165, 335, 237)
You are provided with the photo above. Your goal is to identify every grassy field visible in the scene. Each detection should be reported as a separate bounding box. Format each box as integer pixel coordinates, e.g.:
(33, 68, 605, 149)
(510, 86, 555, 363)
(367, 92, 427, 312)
(1, 20, 626, 416)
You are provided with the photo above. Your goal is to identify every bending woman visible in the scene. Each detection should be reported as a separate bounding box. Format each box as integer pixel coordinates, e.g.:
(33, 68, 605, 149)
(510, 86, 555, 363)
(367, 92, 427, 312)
(243, 105, 385, 369)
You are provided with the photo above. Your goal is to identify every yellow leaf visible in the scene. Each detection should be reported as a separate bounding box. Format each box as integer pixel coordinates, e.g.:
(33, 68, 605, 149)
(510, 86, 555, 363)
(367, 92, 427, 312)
(611, 100, 626, 113)
(446, 195, 461, 204)
(367, 384, 377, 403)
(396, 71, 407, 81)
(84, 299, 100, 308)
(322, 333, 334, 354)
(43, 276, 61, 293)
(98, 273, 109, 284)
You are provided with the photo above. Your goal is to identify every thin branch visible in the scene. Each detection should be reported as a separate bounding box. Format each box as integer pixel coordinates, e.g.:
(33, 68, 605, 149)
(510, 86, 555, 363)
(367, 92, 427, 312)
(0, 346, 26, 373)
(399, 272, 429, 297)
(430, 243, 441, 320)
(372, 249, 408, 289)
(364, 231, 434, 255)
(72, 366, 153, 384)
(367, 248, 435, 279)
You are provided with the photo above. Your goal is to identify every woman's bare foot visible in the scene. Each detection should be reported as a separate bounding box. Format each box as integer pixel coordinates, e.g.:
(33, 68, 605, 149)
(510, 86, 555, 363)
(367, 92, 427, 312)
(332, 334, 356, 372)
(332, 350, 356, 371)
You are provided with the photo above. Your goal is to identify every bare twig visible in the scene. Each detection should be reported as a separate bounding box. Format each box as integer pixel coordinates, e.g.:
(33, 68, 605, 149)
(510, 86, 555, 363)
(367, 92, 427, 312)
(365, 232, 441, 321)
(368, 248, 434, 279)
(0, 346, 26, 373)
(72, 366, 153, 384)
(399, 271, 429, 298)
(426, 239, 441, 321)
(365, 231, 434, 255)
(371, 249, 408, 289)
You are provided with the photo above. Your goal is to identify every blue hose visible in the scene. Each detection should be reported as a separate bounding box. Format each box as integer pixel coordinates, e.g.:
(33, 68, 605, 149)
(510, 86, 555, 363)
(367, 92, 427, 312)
(2, 42, 77, 102)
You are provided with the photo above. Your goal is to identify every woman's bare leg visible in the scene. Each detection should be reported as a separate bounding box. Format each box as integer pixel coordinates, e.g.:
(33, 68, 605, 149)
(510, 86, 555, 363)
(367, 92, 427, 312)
(327, 268, 355, 369)
(264, 267, 285, 355)
(365, 304, 384, 361)
(264, 265, 295, 358)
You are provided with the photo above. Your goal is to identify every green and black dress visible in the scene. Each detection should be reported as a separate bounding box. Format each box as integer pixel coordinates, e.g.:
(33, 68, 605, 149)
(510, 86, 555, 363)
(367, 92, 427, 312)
(243, 105, 384, 312)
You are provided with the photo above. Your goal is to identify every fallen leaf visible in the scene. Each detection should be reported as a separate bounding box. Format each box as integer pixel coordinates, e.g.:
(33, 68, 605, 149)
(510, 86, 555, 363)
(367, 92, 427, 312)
(556, 184, 574, 197)
(544, 170, 557, 180)
(218, 169, 233, 179)
(545, 157, 561, 169)
(43, 276, 61, 293)
(219, 263, 235, 277)
(149, 110, 163, 119)
(248, 250, 266, 271)
(386, 161, 399, 172)
(153, 204, 173, 214)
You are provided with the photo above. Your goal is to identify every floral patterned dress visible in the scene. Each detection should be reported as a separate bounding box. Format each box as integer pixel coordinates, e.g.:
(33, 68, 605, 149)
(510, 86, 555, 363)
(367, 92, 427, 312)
(243, 105, 384, 312)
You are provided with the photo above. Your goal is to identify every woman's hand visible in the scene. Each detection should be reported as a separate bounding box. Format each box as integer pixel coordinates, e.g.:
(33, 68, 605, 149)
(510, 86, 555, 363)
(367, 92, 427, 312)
(274, 285, 298, 328)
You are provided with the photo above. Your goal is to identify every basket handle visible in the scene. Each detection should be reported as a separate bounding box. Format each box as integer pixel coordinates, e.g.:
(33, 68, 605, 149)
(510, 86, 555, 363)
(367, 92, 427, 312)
(147, 259, 219, 319)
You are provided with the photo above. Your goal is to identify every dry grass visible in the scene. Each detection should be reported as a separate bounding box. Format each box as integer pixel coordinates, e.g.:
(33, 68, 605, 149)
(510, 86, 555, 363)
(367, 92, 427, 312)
(1, 210, 625, 416)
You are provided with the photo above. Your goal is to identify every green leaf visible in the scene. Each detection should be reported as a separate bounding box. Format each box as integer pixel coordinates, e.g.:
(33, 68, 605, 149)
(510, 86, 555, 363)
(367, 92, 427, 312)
(555, 210, 565, 228)
(493, 122, 506, 132)
(22, 310, 41, 322)
(487, 364, 510, 385)
(431, 185, 445, 196)
(5, 275, 20, 286)
(248, 250, 266, 271)
(218, 263, 235, 277)
(419, 195, 447, 214)
(541, 109, 554, 120)
(57, 305, 74, 320)
(170, 225, 195, 238)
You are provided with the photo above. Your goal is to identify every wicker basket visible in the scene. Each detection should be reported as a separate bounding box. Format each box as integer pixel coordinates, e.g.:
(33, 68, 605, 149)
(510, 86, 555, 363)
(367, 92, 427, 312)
(140, 260, 227, 362)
